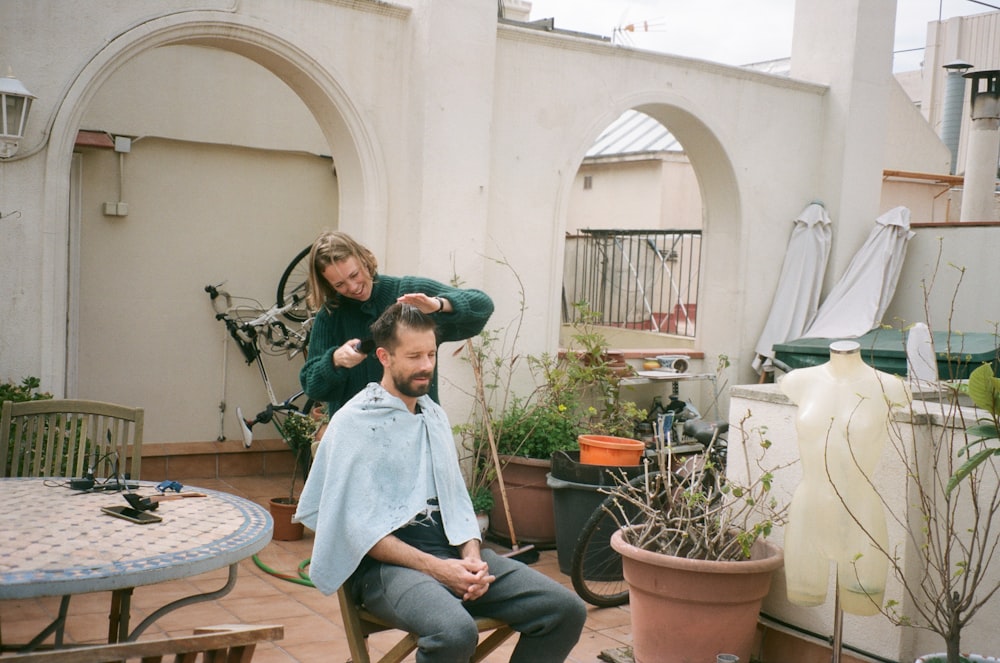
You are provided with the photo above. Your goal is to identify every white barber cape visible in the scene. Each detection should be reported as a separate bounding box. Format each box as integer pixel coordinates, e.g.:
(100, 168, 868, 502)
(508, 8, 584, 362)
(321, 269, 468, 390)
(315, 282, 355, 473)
(294, 383, 481, 595)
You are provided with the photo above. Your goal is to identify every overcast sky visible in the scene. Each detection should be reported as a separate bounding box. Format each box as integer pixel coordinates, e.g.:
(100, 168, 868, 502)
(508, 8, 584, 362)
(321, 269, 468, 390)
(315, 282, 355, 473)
(523, 0, 998, 71)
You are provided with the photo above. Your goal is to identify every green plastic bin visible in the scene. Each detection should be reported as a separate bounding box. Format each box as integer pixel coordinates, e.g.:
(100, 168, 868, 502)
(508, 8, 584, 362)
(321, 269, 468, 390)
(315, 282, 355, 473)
(773, 330, 999, 379)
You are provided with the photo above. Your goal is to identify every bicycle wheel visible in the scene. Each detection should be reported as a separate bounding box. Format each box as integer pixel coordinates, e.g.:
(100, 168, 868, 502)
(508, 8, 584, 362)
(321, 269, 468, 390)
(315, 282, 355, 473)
(570, 492, 631, 607)
(276, 245, 313, 322)
(569, 471, 681, 607)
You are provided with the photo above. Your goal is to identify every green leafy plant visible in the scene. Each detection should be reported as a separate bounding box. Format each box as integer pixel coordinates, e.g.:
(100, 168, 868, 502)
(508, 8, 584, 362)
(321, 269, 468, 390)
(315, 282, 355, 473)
(469, 485, 495, 514)
(0, 376, 52, 405)
(274, 411, 320, 503)
(492, 396, 583, 459)
(543, 302, 645, 438)
(462, 305, 647, 463)
(948, 362, 1000, 492)
(2, 377, 54, 476)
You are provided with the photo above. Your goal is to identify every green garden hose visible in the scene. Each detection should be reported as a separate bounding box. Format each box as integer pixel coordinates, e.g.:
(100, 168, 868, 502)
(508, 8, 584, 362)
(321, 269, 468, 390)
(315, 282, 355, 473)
(252, 553, 315, 587)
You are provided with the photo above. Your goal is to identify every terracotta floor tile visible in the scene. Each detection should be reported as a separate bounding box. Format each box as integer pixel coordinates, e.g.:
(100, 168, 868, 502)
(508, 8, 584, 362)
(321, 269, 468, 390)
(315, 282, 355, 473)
(566, 630, 632, 662)
(229, 640, 294, 663)
(148, 601, 239, 633)
(0, 597, 60, 623)
(279, 636, 353, 662)
(270, 613, 343, 646)
(62, 611, 124, 645)
(583, 606, 632, 630)
(222, 595, 318, 623)
(128, 581, 204, 611)
(286, 587, 340, 617)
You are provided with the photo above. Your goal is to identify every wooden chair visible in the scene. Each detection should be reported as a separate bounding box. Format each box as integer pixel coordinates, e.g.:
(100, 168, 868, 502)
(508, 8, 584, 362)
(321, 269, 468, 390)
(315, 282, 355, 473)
(2, 624, 283, 662)
(1, 399, 144, 481)
(337, 587, 514, 663)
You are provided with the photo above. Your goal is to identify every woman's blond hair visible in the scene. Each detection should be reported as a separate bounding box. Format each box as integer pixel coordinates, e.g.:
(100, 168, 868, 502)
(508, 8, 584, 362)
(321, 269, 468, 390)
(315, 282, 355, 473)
(305, 231, 379, 311)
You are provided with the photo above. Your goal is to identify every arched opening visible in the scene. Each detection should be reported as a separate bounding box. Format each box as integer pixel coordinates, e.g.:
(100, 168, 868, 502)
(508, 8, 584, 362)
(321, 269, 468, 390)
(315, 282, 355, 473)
(562, 108, 704, 337)
(558, 100, 741, 419)
(41, 13, 388, 443)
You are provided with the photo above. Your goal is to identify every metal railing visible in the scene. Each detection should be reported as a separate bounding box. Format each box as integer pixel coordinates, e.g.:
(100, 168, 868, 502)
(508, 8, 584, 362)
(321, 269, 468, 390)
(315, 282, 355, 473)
(563, 229, 702, 337)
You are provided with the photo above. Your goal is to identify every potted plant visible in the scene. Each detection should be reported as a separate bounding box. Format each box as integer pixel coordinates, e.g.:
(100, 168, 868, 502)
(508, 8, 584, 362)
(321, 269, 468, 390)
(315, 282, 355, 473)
(606, 412, 787, 663)
(456, 319, 583, 547)
(469, 485, 494, 535)
(457, 299, 646, 548)
(269, 410, 321, 541)
(484, 395, 585, 546)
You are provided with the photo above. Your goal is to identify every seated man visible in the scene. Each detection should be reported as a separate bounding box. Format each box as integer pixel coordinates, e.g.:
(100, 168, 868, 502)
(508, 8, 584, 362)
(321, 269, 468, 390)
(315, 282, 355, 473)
(296, 302, 587, 663)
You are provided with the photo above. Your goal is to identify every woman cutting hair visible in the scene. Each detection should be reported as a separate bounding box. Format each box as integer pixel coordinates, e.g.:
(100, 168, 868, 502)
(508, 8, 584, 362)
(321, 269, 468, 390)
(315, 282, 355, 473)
(299, 230, 494, 416)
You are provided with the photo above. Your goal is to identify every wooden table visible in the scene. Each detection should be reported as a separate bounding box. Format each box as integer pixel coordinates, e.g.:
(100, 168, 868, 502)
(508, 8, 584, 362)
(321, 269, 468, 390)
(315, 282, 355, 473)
(0, 478, 272, 651)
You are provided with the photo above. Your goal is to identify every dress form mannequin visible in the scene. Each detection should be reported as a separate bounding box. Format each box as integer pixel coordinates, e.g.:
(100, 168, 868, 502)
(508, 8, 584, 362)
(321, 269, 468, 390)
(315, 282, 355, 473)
(780, 340, 911, 616)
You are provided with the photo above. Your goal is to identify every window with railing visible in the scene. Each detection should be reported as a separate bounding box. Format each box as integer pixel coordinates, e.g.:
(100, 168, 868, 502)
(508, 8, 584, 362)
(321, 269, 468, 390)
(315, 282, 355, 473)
(563, 229, 702, 337)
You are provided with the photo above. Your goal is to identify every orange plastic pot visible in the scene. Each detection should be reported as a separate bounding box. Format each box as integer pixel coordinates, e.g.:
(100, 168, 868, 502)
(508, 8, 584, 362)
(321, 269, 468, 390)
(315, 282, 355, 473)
(578, 434, 645, 466)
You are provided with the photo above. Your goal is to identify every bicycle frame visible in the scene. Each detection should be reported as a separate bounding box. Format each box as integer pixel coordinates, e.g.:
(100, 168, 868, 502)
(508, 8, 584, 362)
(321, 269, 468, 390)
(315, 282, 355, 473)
(205, 283, 314, 447)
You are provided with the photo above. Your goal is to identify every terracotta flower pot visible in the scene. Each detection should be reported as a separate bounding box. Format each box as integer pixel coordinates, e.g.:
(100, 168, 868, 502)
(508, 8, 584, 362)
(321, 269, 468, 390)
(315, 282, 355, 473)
(269, 497, 304, 541)
(488, 455, 556, 547)
(611, 528, 783, 663)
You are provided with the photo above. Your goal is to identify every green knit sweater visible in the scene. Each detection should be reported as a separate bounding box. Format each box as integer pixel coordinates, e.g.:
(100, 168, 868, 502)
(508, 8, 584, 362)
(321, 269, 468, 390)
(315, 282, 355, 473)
(299, 274, 494, 415)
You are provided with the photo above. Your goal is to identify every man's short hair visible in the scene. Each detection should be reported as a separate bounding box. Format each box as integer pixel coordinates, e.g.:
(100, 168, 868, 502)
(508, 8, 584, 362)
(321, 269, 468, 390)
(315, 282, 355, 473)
(370, 302, 437, 351)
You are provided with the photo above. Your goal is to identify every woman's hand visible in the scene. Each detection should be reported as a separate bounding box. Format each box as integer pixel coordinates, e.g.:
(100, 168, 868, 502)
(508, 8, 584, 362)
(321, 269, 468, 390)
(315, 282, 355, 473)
(397, 293, 450, 314)
(332, 338, 369, 369)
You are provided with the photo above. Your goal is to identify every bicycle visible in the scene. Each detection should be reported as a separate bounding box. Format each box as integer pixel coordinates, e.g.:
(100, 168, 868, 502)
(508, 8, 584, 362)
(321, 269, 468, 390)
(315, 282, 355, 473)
(275, 245, 313, 323)
(205, 245, 315, 448)
(569, 417, 728, 607)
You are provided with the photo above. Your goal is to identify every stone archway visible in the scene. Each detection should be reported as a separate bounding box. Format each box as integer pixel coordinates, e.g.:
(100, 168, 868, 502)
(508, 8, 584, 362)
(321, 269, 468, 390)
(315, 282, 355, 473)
(39, 10, 388, 395)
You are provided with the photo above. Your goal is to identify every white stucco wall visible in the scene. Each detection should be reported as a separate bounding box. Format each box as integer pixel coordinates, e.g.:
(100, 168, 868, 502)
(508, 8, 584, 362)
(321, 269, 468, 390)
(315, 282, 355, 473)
(883, 225, 1000, 336)
(0, 0, 971, 445)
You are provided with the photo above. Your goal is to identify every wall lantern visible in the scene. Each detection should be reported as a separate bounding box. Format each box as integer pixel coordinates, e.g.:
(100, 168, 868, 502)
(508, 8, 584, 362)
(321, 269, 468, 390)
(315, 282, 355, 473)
(0, 68, 36, 159)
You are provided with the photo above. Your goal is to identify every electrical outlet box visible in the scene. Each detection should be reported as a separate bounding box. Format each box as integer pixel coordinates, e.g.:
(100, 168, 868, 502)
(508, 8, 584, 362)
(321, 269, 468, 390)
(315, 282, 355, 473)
(103, 202, 129, 217)
(114, 136, 131, 153)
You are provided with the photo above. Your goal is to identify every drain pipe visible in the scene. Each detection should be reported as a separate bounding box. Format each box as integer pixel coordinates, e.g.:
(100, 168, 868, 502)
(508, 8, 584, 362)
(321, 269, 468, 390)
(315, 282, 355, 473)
(941, 60, 973, 175)
(960, 69, 1000, 221)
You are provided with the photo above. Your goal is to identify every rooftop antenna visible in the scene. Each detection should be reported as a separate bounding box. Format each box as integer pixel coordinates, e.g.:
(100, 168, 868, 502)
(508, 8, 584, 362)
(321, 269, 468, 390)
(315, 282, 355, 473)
(612, 17, 667, 47)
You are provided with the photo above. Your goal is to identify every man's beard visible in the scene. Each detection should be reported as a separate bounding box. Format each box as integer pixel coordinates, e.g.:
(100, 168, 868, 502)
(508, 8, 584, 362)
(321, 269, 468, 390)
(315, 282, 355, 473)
(393, 370, 433, 398)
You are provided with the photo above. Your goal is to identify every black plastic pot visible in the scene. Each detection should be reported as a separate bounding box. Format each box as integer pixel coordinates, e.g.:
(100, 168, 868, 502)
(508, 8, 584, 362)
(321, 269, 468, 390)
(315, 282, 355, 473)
(548, 450, 646, 574)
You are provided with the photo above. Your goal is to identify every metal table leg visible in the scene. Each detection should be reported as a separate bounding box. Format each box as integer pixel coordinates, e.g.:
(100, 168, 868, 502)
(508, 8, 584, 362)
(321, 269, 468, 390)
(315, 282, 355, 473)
(125, 563, 239, 641)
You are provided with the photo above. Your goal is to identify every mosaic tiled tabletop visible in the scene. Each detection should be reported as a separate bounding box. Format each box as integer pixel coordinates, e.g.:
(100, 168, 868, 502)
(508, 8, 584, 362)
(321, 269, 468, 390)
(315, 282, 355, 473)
(0, 478, 273, 599)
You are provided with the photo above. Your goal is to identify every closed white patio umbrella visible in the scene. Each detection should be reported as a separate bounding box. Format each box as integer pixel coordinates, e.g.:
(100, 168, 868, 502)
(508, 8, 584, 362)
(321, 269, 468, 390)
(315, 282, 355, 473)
(802, 206, 914, 340)
(753, 202, 832, 372)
